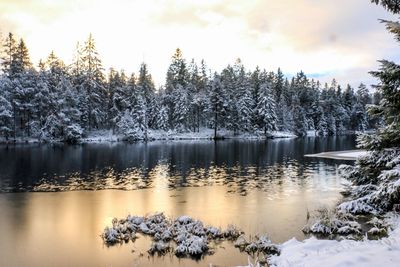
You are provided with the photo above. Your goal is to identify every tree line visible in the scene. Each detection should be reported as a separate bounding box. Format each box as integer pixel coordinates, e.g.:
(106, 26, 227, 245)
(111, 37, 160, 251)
(0, 33, 379, 142)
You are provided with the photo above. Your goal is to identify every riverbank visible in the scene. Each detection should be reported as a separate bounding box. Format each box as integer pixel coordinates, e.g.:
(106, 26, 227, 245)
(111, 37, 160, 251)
(0, 129, 300, 144)
(0, 129, 363, 145)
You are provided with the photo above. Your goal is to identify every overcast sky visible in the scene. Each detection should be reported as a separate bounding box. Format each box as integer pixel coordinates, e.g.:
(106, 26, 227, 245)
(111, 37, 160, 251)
(0, 0, 398, 87)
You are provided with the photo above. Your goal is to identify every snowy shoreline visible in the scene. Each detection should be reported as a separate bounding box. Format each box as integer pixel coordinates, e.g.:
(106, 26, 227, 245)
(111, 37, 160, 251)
(0, 129, 361, 145)
(0, 129, 300, 145)
(268, 214, 400, 267)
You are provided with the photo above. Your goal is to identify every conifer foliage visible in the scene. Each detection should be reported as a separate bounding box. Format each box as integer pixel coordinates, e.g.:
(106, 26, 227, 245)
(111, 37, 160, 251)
(0, 37, 374, 142)
(336, 0, 400, 215)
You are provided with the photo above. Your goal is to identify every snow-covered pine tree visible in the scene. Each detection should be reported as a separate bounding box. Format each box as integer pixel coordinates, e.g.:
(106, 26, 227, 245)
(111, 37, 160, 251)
(273, 68, 285, 103)
(221, 65, 239, 134)
(155, 91, 169, 131)
(350, 102, 368, 131)
(0, 91, 13, 139)
(316, 112, 328, 136)
(137, 63, 156, 129)
(187, 59, 201, 132)
(13, 39, 32, 76)
(165, 48, 189, 129)
(257, 82, 277, 136)
(80, 34, 107, 131)
(13, 70, 37, 137)
(59, 77, 83, 142)
(0, 76, 16, 139)
(171, 84, 190, 132)
(192, 59, 209, 132)
(157, 105, 169, 131)
(107, 68, 127, 130)
(116, 108, 143, 142)
(291, 94, 307, 137)
(234, 59, 253, 133)
(250, 66, 261, 129)
(337, 0, 400, 215)
(209, 73, 226, 139)
(1, 33, 17, 77)
(33, 70, 51, 134)
(276, 94, 293, 132)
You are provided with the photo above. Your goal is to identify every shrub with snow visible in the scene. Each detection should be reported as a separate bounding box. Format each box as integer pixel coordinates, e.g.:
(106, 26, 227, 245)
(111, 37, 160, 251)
(101, 213, 278, 260)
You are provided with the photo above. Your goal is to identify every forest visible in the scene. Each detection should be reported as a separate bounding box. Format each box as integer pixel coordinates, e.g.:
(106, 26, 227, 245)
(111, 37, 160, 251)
(0, 33, 379, 142)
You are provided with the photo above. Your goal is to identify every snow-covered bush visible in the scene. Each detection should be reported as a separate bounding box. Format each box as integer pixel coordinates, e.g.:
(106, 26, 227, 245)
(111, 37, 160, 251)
(235, 234, 280, 255)
(148, 241, 171, 255)
(116, 110, 145, 141)
(303, 209, 361, 236)
(63, 124, 83, 143)
(101, 213, 278, 260)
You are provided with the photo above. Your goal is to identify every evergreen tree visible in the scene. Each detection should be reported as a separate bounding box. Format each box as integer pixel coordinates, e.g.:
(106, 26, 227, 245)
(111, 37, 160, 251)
(13, 39, 32, 75)
(137, 63, 156, 129)
(156, 92, 169, 131)
(291, 95, 307, 137)
(0, 31, 375, 141)
(257, 82, 277, 135)
(0, 92, 13, 139)
(316, 112, 328, 136)
(234, 60, 253, 132)
(80, 34, 107, 131)
(335, 0, 400, 216)
(166, 48, 188, 89)
(221, 65, 239, 133)
(209, 74, 226, 139)
(165, 48, 188, 128)
(273, 68, 285, 103)
(171, 84, 190, 131)
(1, 33, 17, 76)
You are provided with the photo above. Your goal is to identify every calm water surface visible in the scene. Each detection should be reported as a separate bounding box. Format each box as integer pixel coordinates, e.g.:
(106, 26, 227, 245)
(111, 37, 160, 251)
(0, 137, 356, 267)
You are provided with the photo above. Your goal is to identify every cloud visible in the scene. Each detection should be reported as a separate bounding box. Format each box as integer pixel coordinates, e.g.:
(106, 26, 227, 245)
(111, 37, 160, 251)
(0, 0, 398, 87)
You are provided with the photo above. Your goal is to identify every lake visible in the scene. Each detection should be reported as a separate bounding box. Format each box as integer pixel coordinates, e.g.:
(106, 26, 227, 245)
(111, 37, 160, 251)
(0, 136, 356, 267)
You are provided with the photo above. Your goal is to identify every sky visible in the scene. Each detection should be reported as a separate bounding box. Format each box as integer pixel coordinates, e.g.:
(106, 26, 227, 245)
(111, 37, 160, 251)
(0, 0, 398, 87)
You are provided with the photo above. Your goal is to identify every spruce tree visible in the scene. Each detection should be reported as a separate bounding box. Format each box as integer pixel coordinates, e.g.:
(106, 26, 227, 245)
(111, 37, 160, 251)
(209, 74, 226, 139)
(81, 34, 107, 131)
(336, 0, 400, 215)
(1, 33, 17, 77)
(0, 92, 13, 139)
(257, 82, 277, 136)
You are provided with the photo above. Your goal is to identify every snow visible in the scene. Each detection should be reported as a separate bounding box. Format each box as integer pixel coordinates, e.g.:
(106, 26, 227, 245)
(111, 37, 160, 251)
(305, 150, 368, 160)
(336, 151, 368, 158)
(268, 214, 400, 267)
(102, 213, 257, 258)
(0, 129, 300, 144)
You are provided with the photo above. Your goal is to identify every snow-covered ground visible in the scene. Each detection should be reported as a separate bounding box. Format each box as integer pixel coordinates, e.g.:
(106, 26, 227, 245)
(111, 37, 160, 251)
(1, 129, 299, 144)
(268, 214, 400, 267)
(82, 129, 297, 142)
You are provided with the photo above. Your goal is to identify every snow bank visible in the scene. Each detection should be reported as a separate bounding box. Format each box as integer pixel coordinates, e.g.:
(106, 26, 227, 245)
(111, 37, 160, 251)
(20, 129, 297, 144)
(268, 214, 400, 267)
(83, 129, 297, 142)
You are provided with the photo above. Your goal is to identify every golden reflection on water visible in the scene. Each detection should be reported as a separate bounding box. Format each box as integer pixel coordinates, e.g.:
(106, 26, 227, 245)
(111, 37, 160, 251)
(0, 178, 341, 267)
(0, 138, 355, 266)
